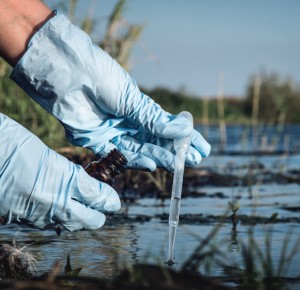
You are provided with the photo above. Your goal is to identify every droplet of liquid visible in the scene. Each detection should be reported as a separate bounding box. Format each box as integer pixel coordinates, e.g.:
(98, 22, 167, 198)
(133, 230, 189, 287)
(167, 259, 175, 266)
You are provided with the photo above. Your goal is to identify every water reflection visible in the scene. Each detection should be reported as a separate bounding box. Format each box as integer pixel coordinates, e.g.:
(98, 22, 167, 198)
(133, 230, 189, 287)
(67, 224, 142, 277)
(196, 124, 300, 154)
(128, 225, 139, 263)
(228, 229, 240, 252)
(0, 213, 300, 279)
(0, 223, 143, 277)
(1, 144, 300, 280)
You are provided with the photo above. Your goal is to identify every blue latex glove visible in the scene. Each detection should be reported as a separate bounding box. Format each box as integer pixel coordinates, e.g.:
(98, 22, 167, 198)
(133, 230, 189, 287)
(10, 11, 211, 172)
(0, 113, 120, 231)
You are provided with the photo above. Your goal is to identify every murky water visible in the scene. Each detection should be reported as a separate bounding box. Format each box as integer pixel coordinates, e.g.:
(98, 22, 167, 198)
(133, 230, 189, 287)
(198, 124, 300, 154)
(1, 178, 299, 278)
(0, 125, 300, 289)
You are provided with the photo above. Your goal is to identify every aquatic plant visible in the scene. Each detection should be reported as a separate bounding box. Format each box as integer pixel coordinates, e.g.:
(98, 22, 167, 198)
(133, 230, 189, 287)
(228, 194, 241, 231)
(234, 227, 300, 290)
(180, 225, 299, 289)
(0, 240, 38, 279)
(64, 254, 82, 278)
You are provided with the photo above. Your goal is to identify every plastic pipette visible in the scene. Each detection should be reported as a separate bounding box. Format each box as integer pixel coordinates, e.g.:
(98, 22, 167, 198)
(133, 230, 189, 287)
(167, 111, 192, 266)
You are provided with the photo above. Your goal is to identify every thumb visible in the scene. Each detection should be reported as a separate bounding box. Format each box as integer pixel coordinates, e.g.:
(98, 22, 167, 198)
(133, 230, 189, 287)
(71, 166, 121, 212)
(59, 199, 106, 231)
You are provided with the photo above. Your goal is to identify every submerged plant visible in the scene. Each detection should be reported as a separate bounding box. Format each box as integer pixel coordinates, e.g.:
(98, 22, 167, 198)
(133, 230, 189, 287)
(234, 227, 300, 290)
(0, 240, 38, 279)
(228, 194, 241, 231)
(64, 254, 82, 278)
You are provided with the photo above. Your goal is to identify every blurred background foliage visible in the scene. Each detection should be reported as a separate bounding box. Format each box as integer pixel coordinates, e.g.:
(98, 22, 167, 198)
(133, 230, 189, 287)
(0, 0, 143, 148)
(1, 0, 300, 149)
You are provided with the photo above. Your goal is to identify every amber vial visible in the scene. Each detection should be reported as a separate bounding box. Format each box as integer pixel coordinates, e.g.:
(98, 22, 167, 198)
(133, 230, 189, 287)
(84, 149, 127, 185)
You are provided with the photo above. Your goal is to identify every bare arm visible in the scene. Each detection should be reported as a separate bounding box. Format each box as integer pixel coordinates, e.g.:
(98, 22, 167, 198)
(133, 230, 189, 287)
(0, 0, 53, 67)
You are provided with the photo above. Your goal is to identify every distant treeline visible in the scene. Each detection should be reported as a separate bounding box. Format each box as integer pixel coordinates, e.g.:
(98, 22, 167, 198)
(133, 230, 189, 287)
(1, 60, 300, 149)
(142, 86, 247, 124)
(142, 72, 300, 125)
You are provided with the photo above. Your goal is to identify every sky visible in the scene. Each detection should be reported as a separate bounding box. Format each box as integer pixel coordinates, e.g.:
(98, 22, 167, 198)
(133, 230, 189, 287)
(45, 0, 300, 98)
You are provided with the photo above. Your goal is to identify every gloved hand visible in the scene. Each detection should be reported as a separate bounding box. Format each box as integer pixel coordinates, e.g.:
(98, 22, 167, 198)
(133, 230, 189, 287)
(0, 113, 120, 231)
(10, 11, 211, 172)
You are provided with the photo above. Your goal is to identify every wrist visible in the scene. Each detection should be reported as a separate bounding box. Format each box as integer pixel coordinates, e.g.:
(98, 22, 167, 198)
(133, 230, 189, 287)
(0, 0, 54, 66)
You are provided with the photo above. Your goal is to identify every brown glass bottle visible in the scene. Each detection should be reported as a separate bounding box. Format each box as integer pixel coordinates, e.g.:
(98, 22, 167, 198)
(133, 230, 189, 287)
(84, 149, 127, 185)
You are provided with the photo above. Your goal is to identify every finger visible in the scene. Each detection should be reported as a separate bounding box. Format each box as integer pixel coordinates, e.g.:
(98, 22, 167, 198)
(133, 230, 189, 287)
(58, 199, 106, 231)
(185, 146, 203, 166)
(127, 93, 193, 139)
(95, 141, 117, 157)
(71, 167, 121, 212)
(119, 140, 203, 171)
(94, 138, 157, 171)
(113, 135, 157, 170)
(149, 110, 193, 139)
(139, 143, 175, 171)
(121, 143, 201, 172)
(113, 135, 175, 171)
(118, 148, 157, 171)
(191, 129, 211, 158)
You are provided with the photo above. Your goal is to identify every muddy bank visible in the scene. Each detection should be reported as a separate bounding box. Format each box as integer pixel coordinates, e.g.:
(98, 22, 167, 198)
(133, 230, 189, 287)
(59, 149, 300, 200)
(104, 212, 300, 226)
(0, 263, 233, 290)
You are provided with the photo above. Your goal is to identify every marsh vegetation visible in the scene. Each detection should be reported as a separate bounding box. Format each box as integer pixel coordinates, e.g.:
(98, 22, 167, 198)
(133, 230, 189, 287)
(0, 1, 300, 289)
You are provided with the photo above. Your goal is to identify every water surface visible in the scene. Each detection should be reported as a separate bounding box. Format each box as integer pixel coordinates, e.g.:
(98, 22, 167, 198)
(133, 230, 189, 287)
(1, 125, 300, 289)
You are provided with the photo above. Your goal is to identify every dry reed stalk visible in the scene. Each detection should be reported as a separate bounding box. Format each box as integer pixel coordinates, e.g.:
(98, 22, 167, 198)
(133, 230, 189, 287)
(217, 71, 227, 152)
(252, 76, 261, 151)
(202, 95, 210, 139)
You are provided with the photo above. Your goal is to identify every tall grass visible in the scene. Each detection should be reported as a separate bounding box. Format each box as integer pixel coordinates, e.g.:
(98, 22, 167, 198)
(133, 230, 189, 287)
(217, 71, 227, 152)
(251, 76, 261, 151)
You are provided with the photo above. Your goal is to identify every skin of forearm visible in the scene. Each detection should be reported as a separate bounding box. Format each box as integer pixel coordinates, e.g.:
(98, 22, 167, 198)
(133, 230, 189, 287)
(0, 0, 53, 67)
